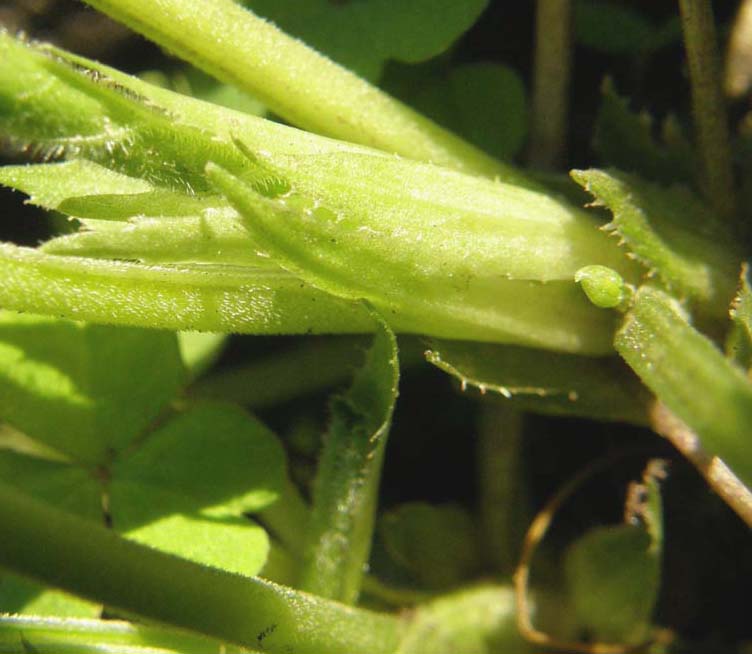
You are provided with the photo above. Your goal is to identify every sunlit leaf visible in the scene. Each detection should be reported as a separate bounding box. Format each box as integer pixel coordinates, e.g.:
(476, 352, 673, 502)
(0, 312, 184, 464)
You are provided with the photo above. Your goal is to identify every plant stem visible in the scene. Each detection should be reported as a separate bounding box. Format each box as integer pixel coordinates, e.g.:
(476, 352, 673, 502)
(615, 285, 752, 490)
(0, 244, 374, 335)
(0, 481, 403, 654)
(477, 403, 528, 575)
(529, 0, 573, 170)
(649, 402, 752, 528)
(80, 0, 526, 182)
(679, 0, 737, 219)
(0, 614, 246, 654)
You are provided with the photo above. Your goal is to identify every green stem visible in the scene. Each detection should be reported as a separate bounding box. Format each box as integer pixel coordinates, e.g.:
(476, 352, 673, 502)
(477, 404, 528, 575)
(0, 481, 403, 654)
(80, 0, 523, 181)
(190, 336, 373, 408)
(0, 614, 246, 654)
(529, 0, 573, 170)
(615, 286, 752, 490)
(0, 244, 374, 335)
(679, 0, 737, 219)
(190, 336, 425, 409)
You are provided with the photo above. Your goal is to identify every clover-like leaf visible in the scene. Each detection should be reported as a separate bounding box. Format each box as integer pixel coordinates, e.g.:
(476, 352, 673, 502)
(564, 460, 665, 644)
(0, 312, 184, 464)
(575, 0, 680, 55)
(397, 62, 526, 161)
(243, 0, 488, 81)
(380, 502, 480, 589)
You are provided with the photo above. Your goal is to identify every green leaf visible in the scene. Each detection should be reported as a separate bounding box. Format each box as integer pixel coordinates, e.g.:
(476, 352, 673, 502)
(299, 313, 399, 604)
(243, 0, 488, 81)
(616, 286, 752, 488)
(121, 512, 269, 578)
(401, 62, 527, 161)
(380, 502, 480, 589)
(113, 403, 286, 520)
(177, 331, 227, 380)
(208, 146, 632, 354)
(593, 80, 695, 186)
(0, 402, 286, 584)
(575, 0, 681, 55)
(727, 265, 752, 370)
(571, 168, 739, 318)
(0, 312, 184, 464)
(0, 160, 151, 211)
(564, 459, 665, 644)
(564, 525, 658, 643)
(425, 340, 650, 425)
(0, 574, 99, 618)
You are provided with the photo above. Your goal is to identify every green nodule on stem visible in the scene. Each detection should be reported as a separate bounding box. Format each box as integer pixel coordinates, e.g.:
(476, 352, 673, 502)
(207, 146, 634, 354)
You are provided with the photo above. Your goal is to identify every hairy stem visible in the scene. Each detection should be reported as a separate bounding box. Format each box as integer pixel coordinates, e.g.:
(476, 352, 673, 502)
(0, 481, 403, 654)
(81, 0, 525, 182)
(679, 0, 737, 219)
(529, 0, 573, 170)
(0, 614, 246, 654)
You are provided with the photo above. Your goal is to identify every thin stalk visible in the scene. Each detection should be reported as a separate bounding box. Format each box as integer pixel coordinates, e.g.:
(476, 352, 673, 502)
(649, 402, 752, 528)
(80, 0, 525, 182)
(190, 336, 425, 409)
(679, 0, 737, 219)
(529, 0, 573, 170)
(477, 403, 528, 575)
(0, 480, 403, 654)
